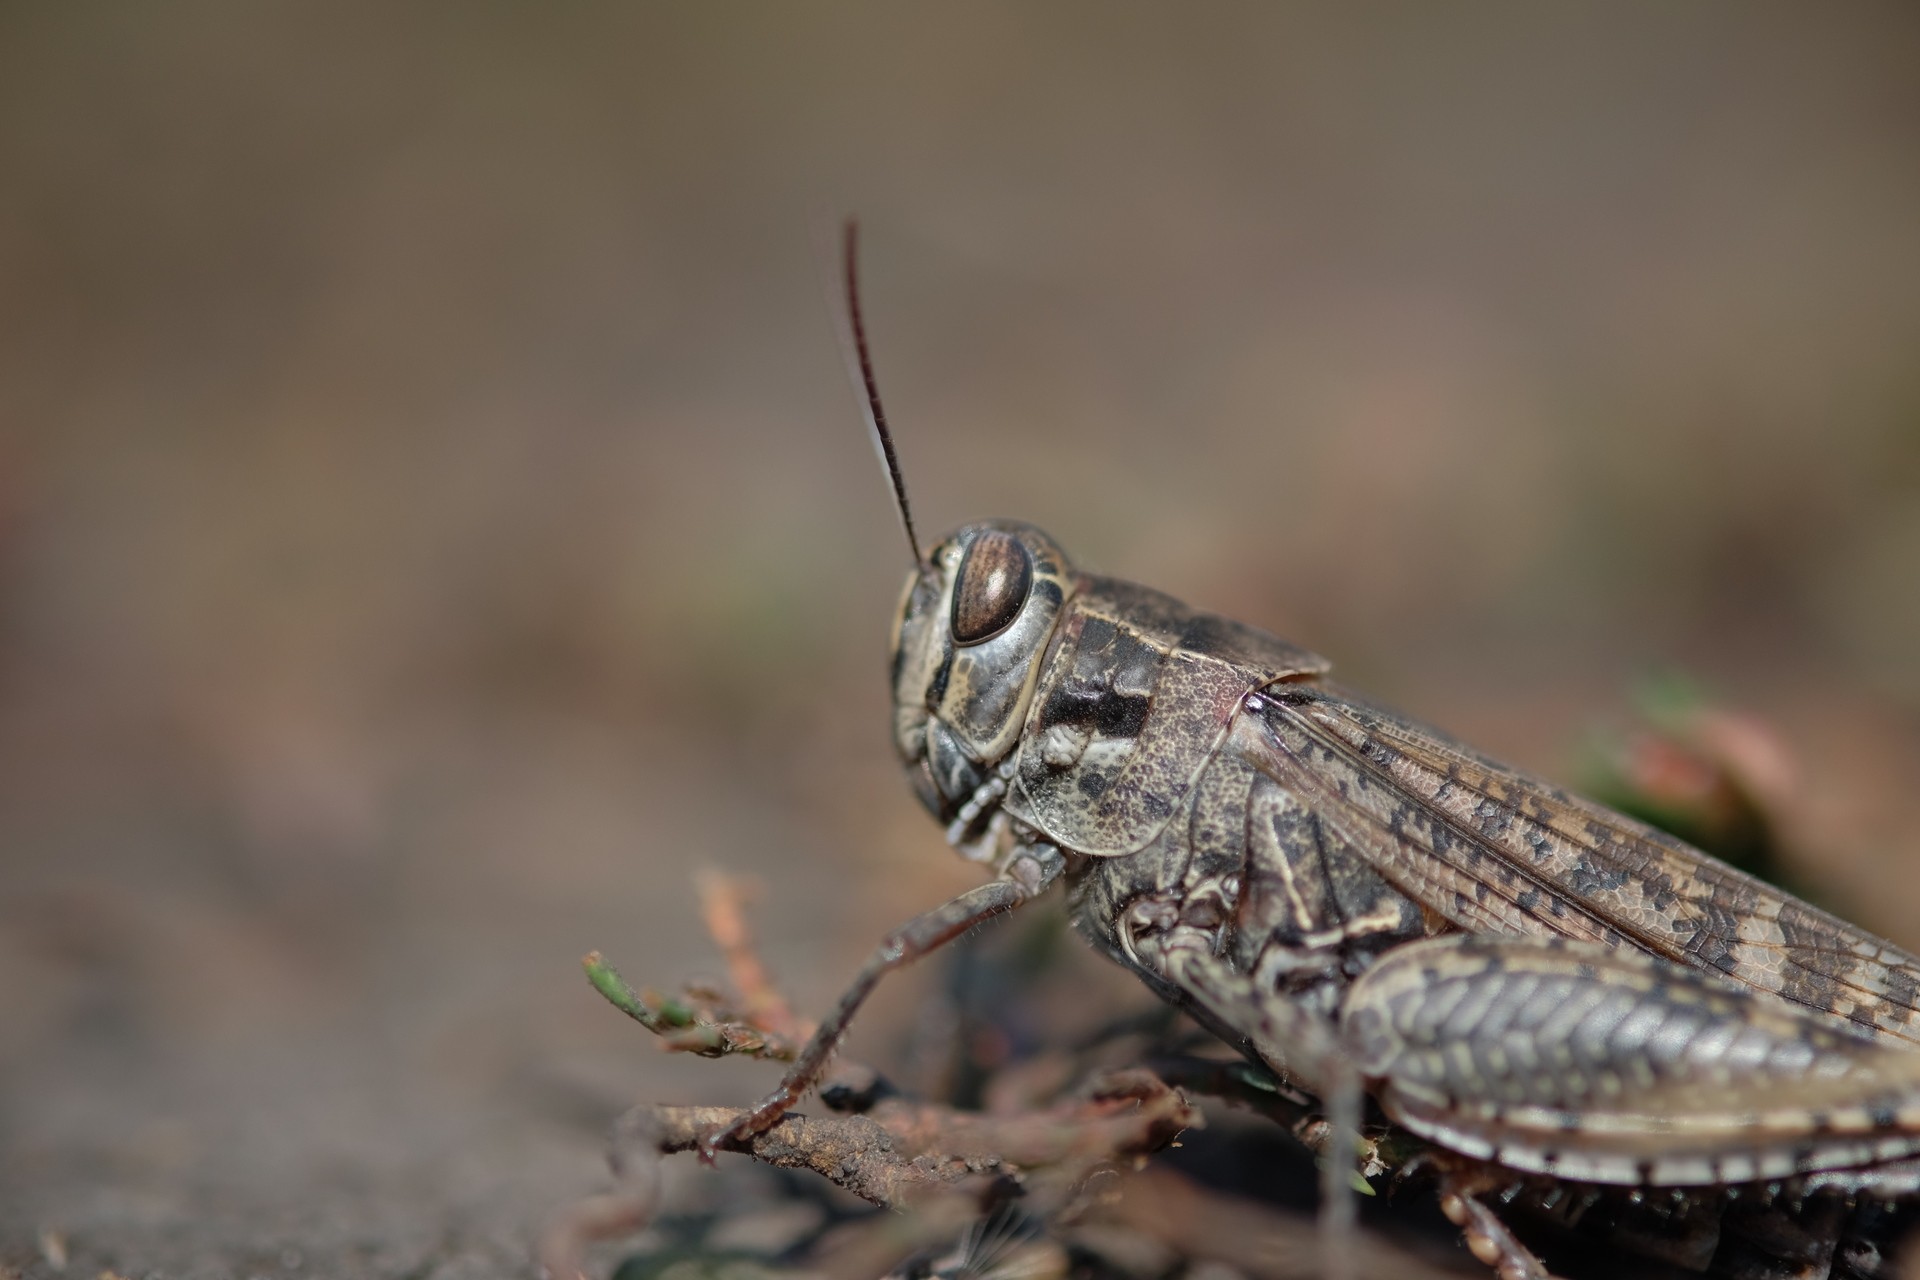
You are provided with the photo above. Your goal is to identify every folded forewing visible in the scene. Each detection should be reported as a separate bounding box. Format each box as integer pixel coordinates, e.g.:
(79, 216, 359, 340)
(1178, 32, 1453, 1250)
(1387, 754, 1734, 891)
(1238, 684, 1920, 1045)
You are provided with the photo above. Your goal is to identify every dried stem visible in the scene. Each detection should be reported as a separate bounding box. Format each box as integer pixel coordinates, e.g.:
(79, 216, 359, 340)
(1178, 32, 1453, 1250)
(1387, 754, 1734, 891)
(541, 1069, 1200, 1280)
(695, 869, 805, 1039)
(564, 878, 1455, 1280)
(581, 950, 805, 1061)
(580, 869, 826, 1062)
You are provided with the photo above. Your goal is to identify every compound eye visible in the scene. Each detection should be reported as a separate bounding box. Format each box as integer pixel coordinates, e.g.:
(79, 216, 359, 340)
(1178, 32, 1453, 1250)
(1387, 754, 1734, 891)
(950, 530, 1032, 645)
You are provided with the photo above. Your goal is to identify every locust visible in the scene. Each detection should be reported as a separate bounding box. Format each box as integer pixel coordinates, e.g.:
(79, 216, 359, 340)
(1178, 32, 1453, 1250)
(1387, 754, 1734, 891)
(697, 226, 1920, 1279)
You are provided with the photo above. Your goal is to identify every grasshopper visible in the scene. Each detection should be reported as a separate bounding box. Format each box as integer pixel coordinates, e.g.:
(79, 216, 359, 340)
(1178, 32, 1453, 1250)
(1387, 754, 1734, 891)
(699, 226, 1920, 1278)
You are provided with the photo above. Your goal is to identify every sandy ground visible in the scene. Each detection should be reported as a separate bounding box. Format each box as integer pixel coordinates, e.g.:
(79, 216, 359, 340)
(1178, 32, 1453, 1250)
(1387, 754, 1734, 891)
(3, 6, 1920, 1278)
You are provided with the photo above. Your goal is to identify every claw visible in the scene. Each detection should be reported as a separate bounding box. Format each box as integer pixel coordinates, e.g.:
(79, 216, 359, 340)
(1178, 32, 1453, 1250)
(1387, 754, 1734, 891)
(694, 1129, 724, 1166)
(695, 1108, 764, 1165)
(695, 1115, 744, 1165)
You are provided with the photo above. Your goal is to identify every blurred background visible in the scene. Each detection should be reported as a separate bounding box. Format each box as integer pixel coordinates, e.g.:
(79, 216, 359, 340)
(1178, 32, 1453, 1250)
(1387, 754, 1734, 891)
(2, 5, 1919, 1276)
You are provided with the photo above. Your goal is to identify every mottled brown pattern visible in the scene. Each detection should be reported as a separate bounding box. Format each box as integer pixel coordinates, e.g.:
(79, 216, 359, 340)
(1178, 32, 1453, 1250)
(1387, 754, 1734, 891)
(1238, 771, 1426, 960)
(890, 516, 1920, 1214)
(1238, 695, 1634, 947)
(1247, 685, 1920, 1045)
(1006, 573, 1321, 856)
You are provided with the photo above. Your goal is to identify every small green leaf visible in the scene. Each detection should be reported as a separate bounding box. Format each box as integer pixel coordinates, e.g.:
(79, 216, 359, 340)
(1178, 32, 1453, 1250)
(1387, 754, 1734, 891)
(584, 951, 649, 1022)
(656, 998, 697, 1027)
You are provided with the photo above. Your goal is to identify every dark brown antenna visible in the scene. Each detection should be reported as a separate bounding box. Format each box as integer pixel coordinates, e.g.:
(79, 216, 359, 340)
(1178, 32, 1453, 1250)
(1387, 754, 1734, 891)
(842, 220, 923, 566)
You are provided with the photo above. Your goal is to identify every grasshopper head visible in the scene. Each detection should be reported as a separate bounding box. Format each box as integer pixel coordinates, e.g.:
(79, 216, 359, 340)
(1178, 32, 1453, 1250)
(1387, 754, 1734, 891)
(833, 226, 1075, 855)
(890, 521, 1075, 845)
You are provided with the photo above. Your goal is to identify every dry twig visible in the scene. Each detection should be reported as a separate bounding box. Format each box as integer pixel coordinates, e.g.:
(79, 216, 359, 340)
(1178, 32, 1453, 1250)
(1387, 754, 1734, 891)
(540, 1069, 1200, 1279)
(695, 869, 806, 1040)
(582, 949, 806, 1062)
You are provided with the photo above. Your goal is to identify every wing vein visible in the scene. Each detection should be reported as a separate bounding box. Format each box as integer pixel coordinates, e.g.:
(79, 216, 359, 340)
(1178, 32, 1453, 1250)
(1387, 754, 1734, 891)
(1238, 685, 1920, 1044)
